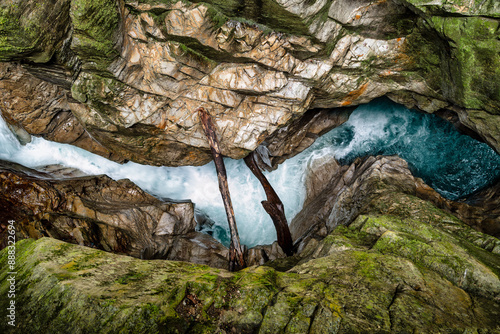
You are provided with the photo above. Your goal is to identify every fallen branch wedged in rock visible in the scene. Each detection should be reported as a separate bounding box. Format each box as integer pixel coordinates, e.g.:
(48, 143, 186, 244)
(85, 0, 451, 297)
(197, 107, 246, 271)
(244, 151, 294, 256)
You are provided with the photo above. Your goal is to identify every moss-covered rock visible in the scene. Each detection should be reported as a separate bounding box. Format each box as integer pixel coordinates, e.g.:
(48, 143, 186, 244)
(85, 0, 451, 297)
(430, 16, 500, 112)
(400, 10, 500, 112)
(2, 198, 499, 333)
(69, 0, 121, 69)
(0, 0, 71, 62)
(361, 214, 500, 298)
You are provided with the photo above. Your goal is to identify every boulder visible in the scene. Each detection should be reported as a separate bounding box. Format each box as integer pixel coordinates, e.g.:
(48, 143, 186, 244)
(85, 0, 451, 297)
(0, 160, 229, 268)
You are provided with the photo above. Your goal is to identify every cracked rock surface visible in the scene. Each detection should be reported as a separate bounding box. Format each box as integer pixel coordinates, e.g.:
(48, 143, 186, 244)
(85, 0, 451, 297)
(0, 0, 499, 166)
(1, 155, 499, 332)
(1, 183, 499, 332)
(0, 160, 230, 268)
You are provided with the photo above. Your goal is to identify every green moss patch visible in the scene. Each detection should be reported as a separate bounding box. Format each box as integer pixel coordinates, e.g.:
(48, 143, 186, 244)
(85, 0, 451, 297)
(0, 0, 71, 62)
(70, 0, 121, 68)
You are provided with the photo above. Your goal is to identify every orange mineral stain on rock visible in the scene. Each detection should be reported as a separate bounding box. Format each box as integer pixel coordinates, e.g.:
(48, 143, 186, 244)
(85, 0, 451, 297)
(340, 82, 369, 106)
(158, 113, 167, 130)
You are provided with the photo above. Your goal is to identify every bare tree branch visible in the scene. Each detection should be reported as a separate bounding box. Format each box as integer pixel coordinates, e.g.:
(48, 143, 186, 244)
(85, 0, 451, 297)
(244, 151, 294, 256)
(197, 107, 246, 271)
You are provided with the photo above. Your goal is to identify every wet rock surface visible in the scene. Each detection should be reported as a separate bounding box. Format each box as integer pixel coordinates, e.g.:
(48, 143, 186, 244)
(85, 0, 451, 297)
(291, 155, 417, 249)
(1, 153, 499, 332)
(293, 155, 500, 251)
(0, 159, 288, 268)
(0, 160, 230, 268)
(1, 189, 499, 332)
(0, 63, 121, 162)
(0, 0, 498, 165)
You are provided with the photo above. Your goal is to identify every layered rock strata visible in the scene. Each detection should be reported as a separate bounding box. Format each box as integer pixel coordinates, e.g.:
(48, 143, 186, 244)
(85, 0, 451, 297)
(0, 160, 229, 268)
(1, 193, 498, 332)
(0, 63, 123, 161)
(0, 0, 498, 167)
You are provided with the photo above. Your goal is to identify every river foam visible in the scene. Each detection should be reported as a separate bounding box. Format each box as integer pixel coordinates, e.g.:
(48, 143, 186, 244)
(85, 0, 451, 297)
(1, 98, 499, 247)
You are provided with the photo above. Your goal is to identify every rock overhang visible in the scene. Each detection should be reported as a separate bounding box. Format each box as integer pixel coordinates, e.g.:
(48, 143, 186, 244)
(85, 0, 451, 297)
(2, 0, 498, 167)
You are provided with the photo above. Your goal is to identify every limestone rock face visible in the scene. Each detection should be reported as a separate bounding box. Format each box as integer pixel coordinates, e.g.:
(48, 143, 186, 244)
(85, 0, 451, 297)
(0, 62, 122, 161)
(0, 160, 229, 268)
(293, 155, 500, 251)
(0, 0, 498, 166)
(1, 196, 499, 332)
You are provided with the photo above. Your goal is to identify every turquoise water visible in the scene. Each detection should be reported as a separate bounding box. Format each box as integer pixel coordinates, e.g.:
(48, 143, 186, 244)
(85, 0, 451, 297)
(1, 98, 499, 247)
(308, 98, 500, 200)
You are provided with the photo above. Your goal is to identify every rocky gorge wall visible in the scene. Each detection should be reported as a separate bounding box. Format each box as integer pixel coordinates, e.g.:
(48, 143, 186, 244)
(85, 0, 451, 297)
(1, 153, 500, 332)
(0, 0, 499, 167)
(0, 0, 500, 332)
(1, 171, 499, 332)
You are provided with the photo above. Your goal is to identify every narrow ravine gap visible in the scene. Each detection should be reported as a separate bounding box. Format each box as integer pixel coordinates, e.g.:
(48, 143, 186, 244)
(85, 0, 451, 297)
(1, 98, 499, 248)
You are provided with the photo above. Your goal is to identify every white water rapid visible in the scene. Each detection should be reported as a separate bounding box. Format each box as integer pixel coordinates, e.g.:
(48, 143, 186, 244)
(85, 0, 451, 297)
(1, 99, 499, 247)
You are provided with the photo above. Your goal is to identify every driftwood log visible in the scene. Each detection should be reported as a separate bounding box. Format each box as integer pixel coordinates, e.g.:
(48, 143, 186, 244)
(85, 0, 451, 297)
(244, 151, 294, 256)
(197, 107, 246, 271)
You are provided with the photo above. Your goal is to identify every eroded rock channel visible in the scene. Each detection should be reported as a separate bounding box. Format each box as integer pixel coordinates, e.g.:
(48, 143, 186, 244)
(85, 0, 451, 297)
(1, 98, 499, 268)
(0, 0, 499, 332)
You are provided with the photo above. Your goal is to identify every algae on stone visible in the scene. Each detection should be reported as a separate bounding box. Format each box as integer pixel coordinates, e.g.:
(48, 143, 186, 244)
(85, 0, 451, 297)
(0, 0, 71, 62)
(70, 0, 121, 69)
(428, 16, 500, 112)
(2, 194, 499, 333)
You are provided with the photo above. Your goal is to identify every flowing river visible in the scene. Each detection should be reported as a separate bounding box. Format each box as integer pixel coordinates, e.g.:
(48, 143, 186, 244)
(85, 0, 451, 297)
(1, 98, 499, 247)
